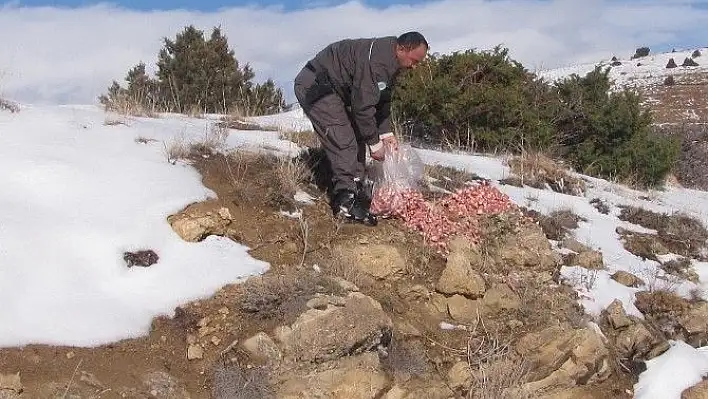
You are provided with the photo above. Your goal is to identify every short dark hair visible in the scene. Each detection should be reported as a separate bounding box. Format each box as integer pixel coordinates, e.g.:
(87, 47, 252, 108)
(397, 31, 428, 51)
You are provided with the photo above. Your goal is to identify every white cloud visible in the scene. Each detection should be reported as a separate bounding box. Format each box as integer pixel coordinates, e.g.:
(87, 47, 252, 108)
(1, 0, 707, 105)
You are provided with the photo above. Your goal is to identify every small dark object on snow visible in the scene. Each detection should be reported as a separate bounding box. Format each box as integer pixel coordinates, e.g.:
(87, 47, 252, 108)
(682, 57, 699, 67)
(611, 61, 622, 67)
(611, 56, 618, 62)
(124, 249, 159, 268)
(666, 58, 677, 68)
(692, 49, 702, 58)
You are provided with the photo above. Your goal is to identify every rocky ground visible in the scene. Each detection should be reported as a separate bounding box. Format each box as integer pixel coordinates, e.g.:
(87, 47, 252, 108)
(1, 141, 707, 399)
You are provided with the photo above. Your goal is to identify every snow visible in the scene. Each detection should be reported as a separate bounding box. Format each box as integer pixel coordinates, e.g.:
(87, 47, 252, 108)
(0, 105, 278, 348)
(635, 341, 708, 399)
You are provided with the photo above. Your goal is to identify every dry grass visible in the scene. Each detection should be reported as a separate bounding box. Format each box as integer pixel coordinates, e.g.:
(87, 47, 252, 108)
(634, 290, 691, 339)
(163, 135, 191, 164)
(618, 205, 708, 260)
(590, 198, 611, 215)
(237, 271, 343, 323)
(465, 316, 531, 399)
(274, 156, 309, 199)
(103, 93, 157, 118)
(661, 257, 699, 283)
(425, 164, 481, 192)
(506, 151, 586, 196)
(280, 130, 320, 148)
(211, 363, 274, 399)
(0, 97, 20, 113)
(381, 338, 429, 381)
(524, 208, 586, 241)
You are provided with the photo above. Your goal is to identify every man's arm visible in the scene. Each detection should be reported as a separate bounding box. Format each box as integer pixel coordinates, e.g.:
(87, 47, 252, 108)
(350, 58, 382, 151)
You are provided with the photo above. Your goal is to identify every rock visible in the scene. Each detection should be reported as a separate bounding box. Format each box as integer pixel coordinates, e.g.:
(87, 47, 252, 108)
(568, 250, 604, 270)
(347, 244, 406, 280)
(611, 271, 644, 287)
(186, 344, 203, 360)
(141, 371, 191, 399)
(306, 295, 347, 310)
(482, 283, 521, 312)
(400, 381, 455, 399)
(615, 323, 667, 361)
(538, 386, 600, 398)
(333, 277, 359, 292)
(516, 326, 610, 392)
(243, 332, 282, 364)
(123, 249, 159, 268)
(447, 361, 472, 391)
(436, 238, 486, 297)
(683, 380, 708, 399)
(562, 238, 592, 254)
(278, 352, 388, 399)
(681, 302, 708, 336)
(447, 295, 482, 324)
(384, 385, 407, 399)
(495, 224, 561, 271)
(168, 205, 233, 242)
(395, 320, 422, 337)
(0, 373, 22, 399)
(79, 371, 105, 389)
(283, 292, 393, 363)
(605, 299, 633, 329)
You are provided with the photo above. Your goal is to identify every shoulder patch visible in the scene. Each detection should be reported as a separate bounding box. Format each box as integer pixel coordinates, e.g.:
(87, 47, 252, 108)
(377, 81, 388, 91)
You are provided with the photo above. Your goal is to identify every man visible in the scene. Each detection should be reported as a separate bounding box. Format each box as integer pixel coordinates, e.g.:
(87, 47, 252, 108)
(293, 31, 428, 225)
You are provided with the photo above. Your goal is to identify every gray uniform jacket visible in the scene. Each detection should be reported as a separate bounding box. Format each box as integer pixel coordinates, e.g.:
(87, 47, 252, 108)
(306, 36, 402, 146)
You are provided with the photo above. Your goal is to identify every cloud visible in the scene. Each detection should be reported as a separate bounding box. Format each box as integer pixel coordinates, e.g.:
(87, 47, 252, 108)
(1, 0, 708, 105)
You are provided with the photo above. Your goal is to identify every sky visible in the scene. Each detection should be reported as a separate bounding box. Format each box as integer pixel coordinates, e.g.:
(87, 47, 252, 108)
(0, 0, 707, 106)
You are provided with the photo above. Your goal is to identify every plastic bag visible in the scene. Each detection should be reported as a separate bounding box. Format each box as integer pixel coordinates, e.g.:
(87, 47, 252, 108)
(368, 143, 425, 217)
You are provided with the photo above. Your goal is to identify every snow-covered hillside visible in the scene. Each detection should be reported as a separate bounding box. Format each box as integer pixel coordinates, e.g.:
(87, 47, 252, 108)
(539, 46, 708, 90)
(1, 103, 708, 397)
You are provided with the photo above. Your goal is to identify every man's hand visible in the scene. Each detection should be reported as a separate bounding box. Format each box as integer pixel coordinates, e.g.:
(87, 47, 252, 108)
(379, 132, 398, 150)
(369, 141, 385, 161)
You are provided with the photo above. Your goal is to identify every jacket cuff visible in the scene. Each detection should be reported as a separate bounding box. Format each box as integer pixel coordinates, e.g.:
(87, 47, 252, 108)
(369, 141, 384, 154)
(379, 132, 394, 139)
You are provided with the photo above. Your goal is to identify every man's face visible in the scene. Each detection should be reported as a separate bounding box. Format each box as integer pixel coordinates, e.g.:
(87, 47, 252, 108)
(396, 44, 427, 69)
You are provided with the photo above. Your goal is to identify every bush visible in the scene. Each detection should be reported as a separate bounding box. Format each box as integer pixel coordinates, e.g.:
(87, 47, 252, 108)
(100, 25, 285, 116)
(391, 46, 557, 152)
(632, 47, 650, 59)
(664, 75, 675, 86)
(666, 58, 678, 68)
(552, 66, 680, 187)
(391, 47, 679, 188)
(682, 57, 699, 67)
(692, 50, 702, 58)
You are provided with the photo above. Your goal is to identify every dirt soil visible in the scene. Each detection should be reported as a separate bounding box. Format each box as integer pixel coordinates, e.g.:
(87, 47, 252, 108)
(0, 147, 636, 398)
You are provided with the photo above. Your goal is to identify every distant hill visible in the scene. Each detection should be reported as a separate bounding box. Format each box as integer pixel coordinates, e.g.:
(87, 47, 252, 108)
(539, 46, 708, 125)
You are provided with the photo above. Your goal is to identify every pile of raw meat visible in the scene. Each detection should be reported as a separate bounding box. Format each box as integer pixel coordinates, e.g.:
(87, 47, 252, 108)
(370, 181, 517, 255)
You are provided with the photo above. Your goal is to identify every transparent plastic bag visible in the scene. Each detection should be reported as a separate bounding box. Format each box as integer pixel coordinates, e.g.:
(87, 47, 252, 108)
(368, 143, 425, 217)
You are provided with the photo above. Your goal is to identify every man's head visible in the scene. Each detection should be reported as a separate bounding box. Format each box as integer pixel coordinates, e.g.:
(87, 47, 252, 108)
(395, 31, 428, 69)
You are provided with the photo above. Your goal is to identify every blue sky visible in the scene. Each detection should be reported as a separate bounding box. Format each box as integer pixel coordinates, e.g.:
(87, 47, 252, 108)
(3, 0, 432, 11)
(1, 0, 708, 105)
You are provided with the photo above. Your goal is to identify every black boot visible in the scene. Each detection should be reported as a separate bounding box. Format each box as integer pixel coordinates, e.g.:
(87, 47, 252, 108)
(331, 189, 378, 226)
(354, 177, 374, 210)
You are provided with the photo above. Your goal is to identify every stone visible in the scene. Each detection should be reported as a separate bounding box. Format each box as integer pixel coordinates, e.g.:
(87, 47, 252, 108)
(436, 238, 487, 298)
(681, 302, 708, 335)
(168, 205, 233, 242)
(283, 292, 393, 363)
(562, 238, 592, 254)
(611, 271, 644, 287)
(243, 332, 282, 364)
(615, 323, 666, 360)
(682, 379, 708, 399)
(495, 224, 561, 271)
(447, 361, 472, 391)
(447, 295, 482, 324)
(568, 250, 604, 270)
(186, 344, 203, 360)
(384, 385, 407, 399)
(278, 352, 388, 399)
(516, 326, 611, 392)
(482, 283, 521, 312)
(348, 244, 406, 280)
(605, 299, 633, 330)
